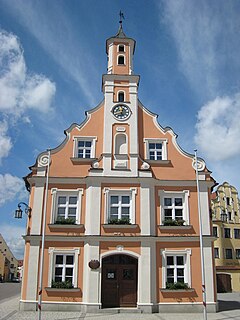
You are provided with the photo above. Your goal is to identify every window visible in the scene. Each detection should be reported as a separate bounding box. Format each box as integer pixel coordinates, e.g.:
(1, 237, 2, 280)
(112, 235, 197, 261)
(228, 212, 232, 221)
(159, 190, 190, 225)
(161, 249, 191, 289)
(236, 249, 240, 259)
(163, 197, 183, 221)
(51, 189, 83, 224)
(214, 248, 219, 258)
(104, 188, 137, 224)
(234, 229, 240, 239)
(118, 91, 124, 102)
(73, 136, 97, 159)
(118, 45, 125, 52)
(226, 197, 230, 205)
(224, 228, 231, 238)
(225, 249, 233, 259)
(54, 254, 74, 284)
(109, 195, 130, 220)
(144, 139, 168, 161)
(48, 248, 80, 288)
(213, 226, 218, 237)
(118, 55, 125, 65)
(221, 213, 227, 222)
(56, 195, 78, 222)
(166, 255, 185, 284)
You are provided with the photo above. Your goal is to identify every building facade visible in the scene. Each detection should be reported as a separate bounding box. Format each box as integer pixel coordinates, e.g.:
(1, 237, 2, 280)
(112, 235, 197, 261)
(211, 182, 240, 292)
(0, 234, 18, 282)
(20, 25, 217, 313)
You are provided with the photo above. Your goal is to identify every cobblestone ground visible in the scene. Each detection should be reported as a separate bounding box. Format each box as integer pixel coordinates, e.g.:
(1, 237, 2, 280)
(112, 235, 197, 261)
(1, 294, 240, 320)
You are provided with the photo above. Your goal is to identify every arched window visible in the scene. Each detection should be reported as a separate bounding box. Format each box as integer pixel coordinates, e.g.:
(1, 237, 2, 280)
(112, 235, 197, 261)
(118, 45, 125, 52)
(118, 92, 124, 102)
(115, 134, 127, 155)
(118, 55, 125, 65)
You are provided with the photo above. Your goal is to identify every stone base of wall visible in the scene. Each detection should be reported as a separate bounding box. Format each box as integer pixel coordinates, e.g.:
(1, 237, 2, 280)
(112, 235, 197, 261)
(19, 300, 218, 313)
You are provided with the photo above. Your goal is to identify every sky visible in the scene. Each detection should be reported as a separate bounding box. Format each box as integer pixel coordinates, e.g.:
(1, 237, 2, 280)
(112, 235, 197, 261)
(0, 0, 240, 259)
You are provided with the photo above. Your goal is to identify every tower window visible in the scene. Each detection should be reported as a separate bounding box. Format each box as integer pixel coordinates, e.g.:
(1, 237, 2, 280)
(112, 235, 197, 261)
(118, 45, 125, 52)
(118, 92, 124, 102)
(118, 55, 125, 65)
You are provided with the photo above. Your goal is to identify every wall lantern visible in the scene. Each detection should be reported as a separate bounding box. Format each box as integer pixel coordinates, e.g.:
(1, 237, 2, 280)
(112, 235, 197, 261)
(14, 202, 32, 219)
(88, 260, 100, 269)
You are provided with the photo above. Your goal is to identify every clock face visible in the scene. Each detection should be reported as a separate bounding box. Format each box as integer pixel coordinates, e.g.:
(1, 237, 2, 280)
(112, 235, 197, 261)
(112, 104, 131, 120)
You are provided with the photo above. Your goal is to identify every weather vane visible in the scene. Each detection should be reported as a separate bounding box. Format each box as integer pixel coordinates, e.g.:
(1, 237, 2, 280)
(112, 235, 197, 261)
(119, 10, 125, 27)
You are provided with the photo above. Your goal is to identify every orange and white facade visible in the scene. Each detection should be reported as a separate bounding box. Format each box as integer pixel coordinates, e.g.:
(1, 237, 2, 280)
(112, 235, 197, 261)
(21, 25, 217, 313)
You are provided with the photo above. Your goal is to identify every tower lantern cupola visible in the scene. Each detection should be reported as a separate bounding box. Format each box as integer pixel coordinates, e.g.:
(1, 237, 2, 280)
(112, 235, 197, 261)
(106, 23, 136, 75)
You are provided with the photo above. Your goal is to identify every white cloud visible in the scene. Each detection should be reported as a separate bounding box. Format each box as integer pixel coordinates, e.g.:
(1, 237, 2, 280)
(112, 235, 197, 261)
(0, 29, 56, 116)
(162, 0, 240, 99)
(0, 225, 25, 259)
(0, 174, 27, 206)
(0, 121, 12, 163)
(2, 0, 98, 106)
(195, 93, 240, 161)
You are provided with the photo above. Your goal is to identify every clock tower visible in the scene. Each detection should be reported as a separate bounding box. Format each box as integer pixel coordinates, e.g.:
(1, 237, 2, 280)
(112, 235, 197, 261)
(102, 22, 140, 175)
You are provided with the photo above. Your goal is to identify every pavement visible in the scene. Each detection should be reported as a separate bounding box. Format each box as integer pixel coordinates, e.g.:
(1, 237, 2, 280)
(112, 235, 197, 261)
(0, 293, 240, 320)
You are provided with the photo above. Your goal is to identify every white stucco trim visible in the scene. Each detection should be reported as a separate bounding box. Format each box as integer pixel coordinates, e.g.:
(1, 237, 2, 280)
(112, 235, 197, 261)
(158, 190, 190, 225)
(48, 247, 80, 288)
(103, 187, 137, 224)
(26, 243, 40, 300)
(31, 183, 45, 234)
(50, 188, 83, 224)
(160, 248, 192, 289)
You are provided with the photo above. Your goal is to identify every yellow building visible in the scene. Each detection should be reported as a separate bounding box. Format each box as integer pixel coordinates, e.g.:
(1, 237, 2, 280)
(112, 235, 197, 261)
(0, 234, 18, 281)
(211, 182, 240, 292)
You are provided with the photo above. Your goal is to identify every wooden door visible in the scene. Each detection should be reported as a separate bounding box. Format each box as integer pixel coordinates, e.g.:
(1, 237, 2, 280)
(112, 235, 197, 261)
(101, 255, 138, 308)
(217, 273, 232, 293)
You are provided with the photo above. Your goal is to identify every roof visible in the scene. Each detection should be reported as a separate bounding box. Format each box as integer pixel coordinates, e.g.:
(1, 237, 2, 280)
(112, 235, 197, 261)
(115, 24, 127, 38)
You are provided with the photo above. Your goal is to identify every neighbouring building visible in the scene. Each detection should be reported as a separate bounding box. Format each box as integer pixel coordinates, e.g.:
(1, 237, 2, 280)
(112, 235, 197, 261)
(0, 234, 18, 281)
(211, 182, 240, 292)
(20, 23, 217, 313)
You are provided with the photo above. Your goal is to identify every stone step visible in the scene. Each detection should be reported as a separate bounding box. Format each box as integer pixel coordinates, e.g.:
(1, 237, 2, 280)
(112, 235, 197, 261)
(99, 307, 142, 314)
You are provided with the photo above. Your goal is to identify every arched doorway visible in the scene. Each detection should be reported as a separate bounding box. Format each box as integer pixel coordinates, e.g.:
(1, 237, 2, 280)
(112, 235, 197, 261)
(217, 273, 232, 293)
(101, 254, 138, 308)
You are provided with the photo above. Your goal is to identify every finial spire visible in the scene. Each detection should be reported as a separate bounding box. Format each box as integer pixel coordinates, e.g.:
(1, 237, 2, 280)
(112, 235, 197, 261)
(119, 10, 125, 27)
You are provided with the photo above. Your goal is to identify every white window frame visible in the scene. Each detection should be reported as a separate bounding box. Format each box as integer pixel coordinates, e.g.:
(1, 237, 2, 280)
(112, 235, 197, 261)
(118, 44, 125, 52)
(117, 54, 125, 65)
(161, 249, 192, 288)
(144, 138, 168, 161)
(51, 188, 83, 224)
(73, 136, 97, 159)
(48, 248, 80, 288)
(236, 249, 240, 259)
(224, 228, 231, 238)
(104, 188, 137, 224)
(159, 190, 190, 225)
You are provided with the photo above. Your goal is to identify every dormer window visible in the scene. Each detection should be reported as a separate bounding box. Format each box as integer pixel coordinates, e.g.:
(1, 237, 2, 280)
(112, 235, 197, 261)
(118, 55, 125, 65)
(118, 45, 125, 52)
(118, 91, 124, 102)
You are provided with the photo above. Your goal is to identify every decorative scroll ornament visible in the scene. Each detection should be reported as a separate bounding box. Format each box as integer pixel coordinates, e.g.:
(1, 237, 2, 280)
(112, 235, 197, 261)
(192, 158, 205, 172)
(92, 161, 100, 169)
(141, 162, 150, 170)
(38, 153, 51, 167)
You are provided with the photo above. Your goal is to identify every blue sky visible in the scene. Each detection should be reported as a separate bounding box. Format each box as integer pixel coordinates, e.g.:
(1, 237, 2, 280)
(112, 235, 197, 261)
(0, 0, 240, 259)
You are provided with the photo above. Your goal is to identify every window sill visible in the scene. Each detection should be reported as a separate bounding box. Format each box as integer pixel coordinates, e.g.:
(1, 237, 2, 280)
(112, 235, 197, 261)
(45, 287, 80, 293)
(147, 160, 171, 165)
(158, 225, 192, 230)
(48, 224, 84, 232)
(103, 224, 138, 229)
(70, 157, 97, 164)
(160, 288, 195, 293)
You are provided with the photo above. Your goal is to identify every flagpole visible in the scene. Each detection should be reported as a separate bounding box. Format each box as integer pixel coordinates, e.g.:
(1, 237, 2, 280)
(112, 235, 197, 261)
(38, 149, 51, 320)
(194, 150, 207, 320)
